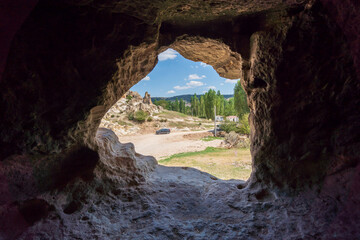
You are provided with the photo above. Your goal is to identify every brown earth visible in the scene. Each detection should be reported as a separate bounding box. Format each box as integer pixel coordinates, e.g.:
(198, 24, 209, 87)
(119, 130, 220, 159)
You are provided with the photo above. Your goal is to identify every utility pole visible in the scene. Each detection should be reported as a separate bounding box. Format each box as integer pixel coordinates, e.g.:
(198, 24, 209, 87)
(214, 105, 217, 137)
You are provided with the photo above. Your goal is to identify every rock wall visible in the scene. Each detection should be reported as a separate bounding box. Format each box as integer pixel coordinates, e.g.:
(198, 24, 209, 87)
(246, 1, 359, 190)
(0, 0, 159, 158)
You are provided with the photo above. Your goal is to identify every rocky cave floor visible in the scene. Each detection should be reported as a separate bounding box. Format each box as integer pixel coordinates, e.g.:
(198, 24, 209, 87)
(14, 165, 349, 240)
(1, 129, 356, 239)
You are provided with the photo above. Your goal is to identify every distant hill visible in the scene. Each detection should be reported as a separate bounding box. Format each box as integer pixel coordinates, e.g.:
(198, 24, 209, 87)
(152, 94, 234, 103)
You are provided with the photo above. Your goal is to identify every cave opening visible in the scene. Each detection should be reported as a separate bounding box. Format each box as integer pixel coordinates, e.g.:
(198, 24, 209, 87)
(99, 48, 253, 181)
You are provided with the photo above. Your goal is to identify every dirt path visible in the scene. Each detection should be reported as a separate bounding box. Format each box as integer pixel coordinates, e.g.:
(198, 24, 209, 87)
(118, 130, 223, 160)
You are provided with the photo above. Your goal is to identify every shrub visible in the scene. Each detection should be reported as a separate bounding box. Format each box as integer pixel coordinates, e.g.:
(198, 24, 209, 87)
(127, 112, 134, 120)
(159, 118, 167, 122)
(111, 115, 115, 118)
(220, 122, 238, 133)
(239, 114, 250, 135)
(126, 95, 133, 102)
(221, 114, 250, 135)
(134, 110, 148, 122)
(147, 116, 153, 122)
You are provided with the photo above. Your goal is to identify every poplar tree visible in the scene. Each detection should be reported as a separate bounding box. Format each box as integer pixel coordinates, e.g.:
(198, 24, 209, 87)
(234, 80, 249, 118)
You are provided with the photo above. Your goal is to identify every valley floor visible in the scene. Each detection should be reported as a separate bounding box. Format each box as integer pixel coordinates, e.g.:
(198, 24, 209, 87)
(119, 130, 222, 160)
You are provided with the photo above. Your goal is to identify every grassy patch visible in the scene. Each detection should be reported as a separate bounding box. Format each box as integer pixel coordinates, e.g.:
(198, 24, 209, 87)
(201, 136, 224, 141)
(168, 121, 199, 129)
(117, 120, 133, 126)
(159, 147, 252, 180)
(155, 110, 188, 119)
(159, 147, 224, 163)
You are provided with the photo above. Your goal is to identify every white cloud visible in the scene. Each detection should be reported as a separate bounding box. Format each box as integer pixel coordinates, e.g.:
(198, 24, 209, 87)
(225, 79, 238, 84)
(174, 80, 204, 90)
(200, 62, 210, 67)
(167, 90, 175, 94)
(220, 83, 224, 86)
(174, 85, 190, 90)
(158, 49, 178, 61)
(187, 74, 206, 80)
(142, 76, 150, 81)
(188, 81, 205, 87)
(207, 86, 216, 89)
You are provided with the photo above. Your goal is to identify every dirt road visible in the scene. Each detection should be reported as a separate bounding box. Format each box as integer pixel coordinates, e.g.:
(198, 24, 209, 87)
(118, 130, 223, 160)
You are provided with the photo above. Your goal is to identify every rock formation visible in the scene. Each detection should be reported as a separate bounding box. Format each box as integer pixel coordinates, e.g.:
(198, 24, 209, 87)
(143, 91, 152, 105)
(102, 90, 162, 118)
(0, 0, 359, 239)
(126, 91, 142, 101)
(99, 90, 162, 136)
(223, 131, 251, 148)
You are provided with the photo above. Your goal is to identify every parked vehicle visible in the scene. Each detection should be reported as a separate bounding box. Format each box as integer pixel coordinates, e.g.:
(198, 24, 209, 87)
(156, 128, 171, 135)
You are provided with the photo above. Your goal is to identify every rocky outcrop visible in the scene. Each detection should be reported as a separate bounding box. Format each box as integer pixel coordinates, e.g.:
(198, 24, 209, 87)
(0, 0, 359, 239)
(143, 91, 152, 105)
(105, 90, 161, 117)
(95, 128, 157, 181)
(99, 90, 162, 136)
(223, 131, 251, 148)
(126, 91, 142, 101)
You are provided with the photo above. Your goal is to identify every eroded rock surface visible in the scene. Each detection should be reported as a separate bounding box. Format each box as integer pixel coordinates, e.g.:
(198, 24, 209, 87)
(7, 163, 358, 240)
(95, 128, 157, 182)
(223, 131, 250, 148)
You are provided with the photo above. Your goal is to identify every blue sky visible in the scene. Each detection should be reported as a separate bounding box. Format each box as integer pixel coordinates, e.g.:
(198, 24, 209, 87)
(130, 49, 239, 97)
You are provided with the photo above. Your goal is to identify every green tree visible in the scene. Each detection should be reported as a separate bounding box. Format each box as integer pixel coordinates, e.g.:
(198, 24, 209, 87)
(215, 91, 225, 116)
(191, 94, 200, 116)
(154, 99, 169, 109)
(204, 89, 216, 120)
(234, 81, 249, 118)
(199, 95, 206, 117)
(168, 101, 174, 111)
(194, 94, 200, 116)
(224, 98, 236, 116)
(174, 98, 180, 112)
(179, 98, 185, 113)
(190, 96, 194, 115)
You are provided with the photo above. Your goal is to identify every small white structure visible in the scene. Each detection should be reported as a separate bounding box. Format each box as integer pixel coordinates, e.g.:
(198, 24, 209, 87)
(215, 116, 224, 122)
(226, 116, 239, 122)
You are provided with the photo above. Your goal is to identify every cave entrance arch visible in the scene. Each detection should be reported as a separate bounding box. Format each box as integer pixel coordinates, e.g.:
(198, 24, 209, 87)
(1, 0, 356, 193)
(99, 46, 252, 181)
